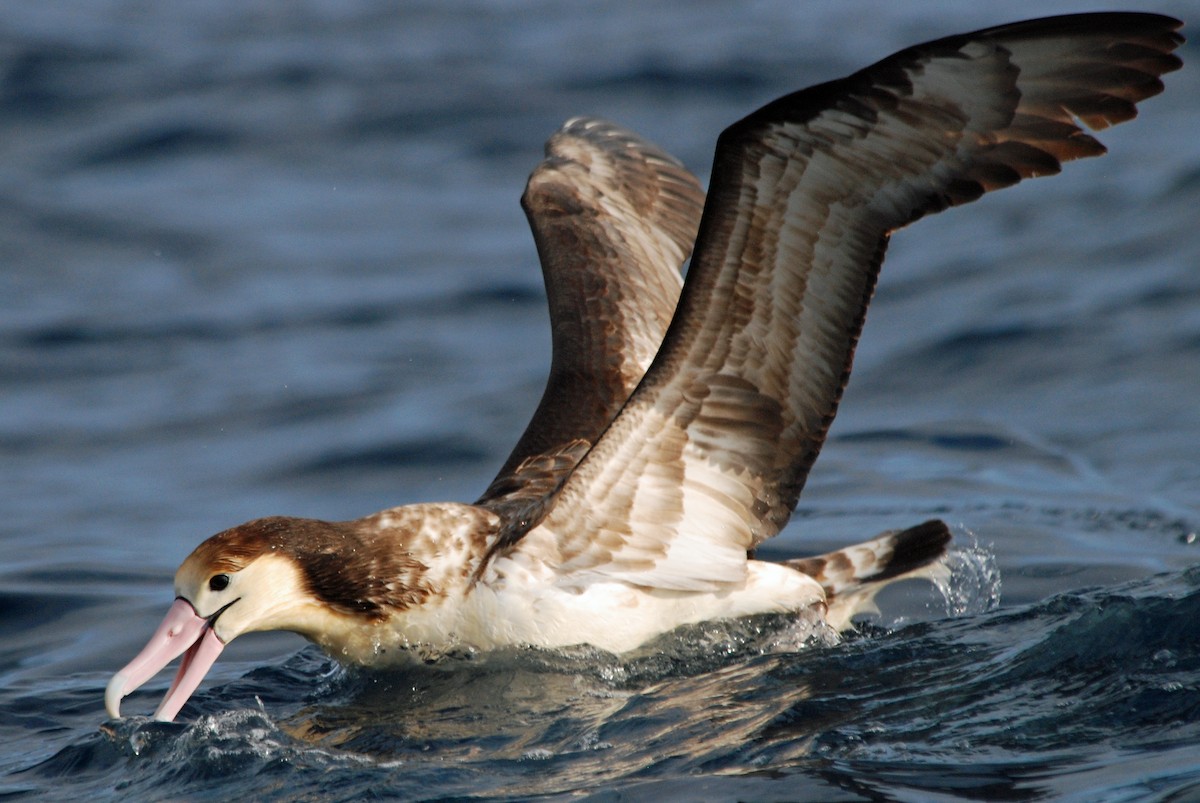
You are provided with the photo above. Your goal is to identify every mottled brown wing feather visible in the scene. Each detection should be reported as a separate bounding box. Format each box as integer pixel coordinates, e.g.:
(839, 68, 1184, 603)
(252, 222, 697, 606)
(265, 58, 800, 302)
(477, 118, 705, 539)
(518, 13, 1183, 590)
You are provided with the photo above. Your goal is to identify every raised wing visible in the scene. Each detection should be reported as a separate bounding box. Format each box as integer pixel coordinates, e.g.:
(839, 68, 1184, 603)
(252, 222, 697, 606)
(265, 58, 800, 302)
(516, 13, 1183, 590)
(477, 118, 704, 534)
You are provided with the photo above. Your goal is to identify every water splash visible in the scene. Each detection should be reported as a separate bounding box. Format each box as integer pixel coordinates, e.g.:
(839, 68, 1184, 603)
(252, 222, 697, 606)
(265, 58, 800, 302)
(935, 527, 1002, 617)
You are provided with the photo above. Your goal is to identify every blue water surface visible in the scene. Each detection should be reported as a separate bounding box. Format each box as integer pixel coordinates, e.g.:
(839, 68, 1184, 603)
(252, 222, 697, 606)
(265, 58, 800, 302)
(2, 1, 1199, 800)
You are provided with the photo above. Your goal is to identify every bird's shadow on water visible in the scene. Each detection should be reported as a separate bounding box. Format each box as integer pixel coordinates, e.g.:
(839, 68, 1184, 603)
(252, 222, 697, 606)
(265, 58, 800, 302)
(276, 616, 835, 760)
(20, 617, 839, 789)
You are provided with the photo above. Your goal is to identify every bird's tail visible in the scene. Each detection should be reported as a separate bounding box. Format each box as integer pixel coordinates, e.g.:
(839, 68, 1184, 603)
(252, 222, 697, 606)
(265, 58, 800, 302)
(784, 519, 952, 630)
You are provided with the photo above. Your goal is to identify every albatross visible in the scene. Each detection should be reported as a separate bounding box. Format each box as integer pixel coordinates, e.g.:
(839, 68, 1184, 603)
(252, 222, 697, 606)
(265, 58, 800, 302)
(106, 13, 1183, 722)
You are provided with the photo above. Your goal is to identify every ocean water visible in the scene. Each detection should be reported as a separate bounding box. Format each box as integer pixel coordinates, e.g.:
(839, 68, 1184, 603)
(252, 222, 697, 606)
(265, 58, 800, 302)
(2, 1, 1199, 800)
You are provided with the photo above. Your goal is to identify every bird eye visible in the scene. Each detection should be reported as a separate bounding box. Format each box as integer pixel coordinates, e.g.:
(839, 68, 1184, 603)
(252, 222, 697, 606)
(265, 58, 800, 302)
(209, 574, 230, 592)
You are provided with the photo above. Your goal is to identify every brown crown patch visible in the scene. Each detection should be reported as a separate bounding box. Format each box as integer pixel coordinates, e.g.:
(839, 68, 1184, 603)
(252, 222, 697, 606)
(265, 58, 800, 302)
(186, 516, 289, 573)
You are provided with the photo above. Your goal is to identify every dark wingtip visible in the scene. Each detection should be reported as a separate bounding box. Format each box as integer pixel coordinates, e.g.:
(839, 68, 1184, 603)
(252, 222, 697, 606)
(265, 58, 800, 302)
(868, 519, 953, 583)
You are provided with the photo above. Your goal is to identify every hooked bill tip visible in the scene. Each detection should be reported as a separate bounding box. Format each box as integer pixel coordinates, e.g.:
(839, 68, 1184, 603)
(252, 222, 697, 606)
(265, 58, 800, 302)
(104, 671, 127, 719)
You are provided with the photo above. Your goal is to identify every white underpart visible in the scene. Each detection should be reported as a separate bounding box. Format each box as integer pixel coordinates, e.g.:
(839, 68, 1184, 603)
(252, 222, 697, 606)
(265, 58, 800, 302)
(392, 557, 827, 656)
(262, 552, 827, 662)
